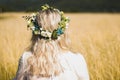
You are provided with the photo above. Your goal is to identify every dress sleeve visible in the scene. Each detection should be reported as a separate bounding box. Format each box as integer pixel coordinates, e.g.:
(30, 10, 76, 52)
(13, 51, 31, 80)
(64, 52, 89, 80)
(13, 54, 24, 80)
(73, 54, 90, 80)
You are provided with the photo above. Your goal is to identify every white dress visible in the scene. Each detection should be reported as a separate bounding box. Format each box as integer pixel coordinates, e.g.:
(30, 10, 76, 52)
(14, 51, 89, 80)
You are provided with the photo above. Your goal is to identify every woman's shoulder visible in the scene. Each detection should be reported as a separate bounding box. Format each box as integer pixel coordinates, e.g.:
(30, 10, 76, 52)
(61, 51, 84, 60)
(21, 51, 32, 61)
(62, 51, 89, 79)
(60, 51, 86, 69)
(22, 51, 32, 57)
(64, 51, 87, 66)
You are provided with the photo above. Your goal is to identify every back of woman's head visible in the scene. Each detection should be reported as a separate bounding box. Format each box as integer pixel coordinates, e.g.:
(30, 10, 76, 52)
(23, 4, 70, 79)
(29, 6, 70, 55)
(37, 8, 61, 32)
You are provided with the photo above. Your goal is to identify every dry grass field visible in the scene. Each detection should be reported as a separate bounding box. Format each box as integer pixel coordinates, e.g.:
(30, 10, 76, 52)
(0, 12, 120, 80)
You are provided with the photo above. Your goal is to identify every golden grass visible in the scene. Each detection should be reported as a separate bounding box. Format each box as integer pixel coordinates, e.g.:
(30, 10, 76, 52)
(0, 12, 120, 80)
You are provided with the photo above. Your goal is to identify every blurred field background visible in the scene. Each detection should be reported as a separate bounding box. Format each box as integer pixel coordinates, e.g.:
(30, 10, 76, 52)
(0, 12, 120, 80)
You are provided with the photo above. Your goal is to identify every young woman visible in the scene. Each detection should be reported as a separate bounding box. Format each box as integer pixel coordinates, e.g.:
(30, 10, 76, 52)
(14, 4, 89, 80)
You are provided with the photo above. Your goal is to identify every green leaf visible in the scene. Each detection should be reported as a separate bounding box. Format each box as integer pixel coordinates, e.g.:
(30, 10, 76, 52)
(51, 30, 58, 40)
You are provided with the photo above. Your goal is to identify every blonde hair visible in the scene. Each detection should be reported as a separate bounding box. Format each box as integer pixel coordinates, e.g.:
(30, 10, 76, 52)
(17, 8, 71, 80)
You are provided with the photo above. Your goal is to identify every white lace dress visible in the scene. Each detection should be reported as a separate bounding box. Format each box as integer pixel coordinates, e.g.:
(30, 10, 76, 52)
(14, 51, 89, 80)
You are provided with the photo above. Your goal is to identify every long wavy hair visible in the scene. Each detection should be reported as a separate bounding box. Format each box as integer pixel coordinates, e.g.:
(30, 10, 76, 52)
(17, 8, 71, 80)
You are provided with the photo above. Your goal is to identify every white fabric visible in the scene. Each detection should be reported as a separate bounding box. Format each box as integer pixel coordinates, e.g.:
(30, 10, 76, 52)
(14, 51, 89, 80)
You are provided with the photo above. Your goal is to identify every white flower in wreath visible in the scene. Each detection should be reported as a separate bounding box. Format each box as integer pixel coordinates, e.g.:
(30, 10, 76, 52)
(27, 20, 31, 24)
(41, 30, 52, 38)
(31, 13, 36, 16)
(31, 13, 36, 21)
(47, 31, 52, 38)
(30, 26, 35, 31)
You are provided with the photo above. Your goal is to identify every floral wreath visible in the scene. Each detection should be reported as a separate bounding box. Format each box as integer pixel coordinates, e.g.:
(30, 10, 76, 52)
(23, 4, 70, 40)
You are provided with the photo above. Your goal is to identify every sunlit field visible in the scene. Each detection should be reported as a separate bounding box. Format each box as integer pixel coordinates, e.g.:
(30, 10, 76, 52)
(0, 12, 120, 80)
